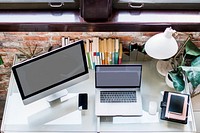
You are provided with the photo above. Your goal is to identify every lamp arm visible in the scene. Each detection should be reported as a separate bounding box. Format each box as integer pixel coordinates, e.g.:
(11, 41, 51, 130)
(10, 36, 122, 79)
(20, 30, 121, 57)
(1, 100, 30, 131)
(174, 36, 190, 58)
(171, 32, 192, 69)
(173, 31, 193, 38)
(173, 32, 193, 57)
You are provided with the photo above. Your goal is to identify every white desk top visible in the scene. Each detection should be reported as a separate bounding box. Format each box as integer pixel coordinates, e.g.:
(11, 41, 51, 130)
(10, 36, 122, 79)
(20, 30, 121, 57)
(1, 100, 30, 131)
(1, 61, 196, 133)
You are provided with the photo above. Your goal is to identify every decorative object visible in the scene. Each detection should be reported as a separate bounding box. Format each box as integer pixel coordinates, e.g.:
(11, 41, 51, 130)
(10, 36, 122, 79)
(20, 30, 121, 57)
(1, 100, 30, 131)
(144, 27, 200, 97)
(17, 43, 43, 59)
(16, 42, 52, 60)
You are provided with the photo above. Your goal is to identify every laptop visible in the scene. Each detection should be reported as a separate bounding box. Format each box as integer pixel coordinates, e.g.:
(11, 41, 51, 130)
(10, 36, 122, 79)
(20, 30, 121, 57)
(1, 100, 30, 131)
(95, 65, 143, 116)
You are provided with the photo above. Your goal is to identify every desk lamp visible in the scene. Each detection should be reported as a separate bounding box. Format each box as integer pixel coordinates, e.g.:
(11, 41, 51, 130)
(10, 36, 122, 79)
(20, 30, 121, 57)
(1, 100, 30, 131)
(144, 27, 178, 60)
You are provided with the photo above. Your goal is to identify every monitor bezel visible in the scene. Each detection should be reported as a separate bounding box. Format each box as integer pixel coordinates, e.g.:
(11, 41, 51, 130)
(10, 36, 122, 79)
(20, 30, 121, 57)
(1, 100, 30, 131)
(12, 40, 88, 100)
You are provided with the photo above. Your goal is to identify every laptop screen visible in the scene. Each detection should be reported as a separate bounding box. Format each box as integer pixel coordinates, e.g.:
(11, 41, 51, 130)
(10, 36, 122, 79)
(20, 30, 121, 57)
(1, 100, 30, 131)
(95, 65, 142, 88)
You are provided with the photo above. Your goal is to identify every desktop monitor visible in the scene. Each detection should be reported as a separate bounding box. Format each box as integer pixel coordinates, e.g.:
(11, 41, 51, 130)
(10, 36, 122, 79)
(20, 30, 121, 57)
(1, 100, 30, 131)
(12, 40, 89, 105)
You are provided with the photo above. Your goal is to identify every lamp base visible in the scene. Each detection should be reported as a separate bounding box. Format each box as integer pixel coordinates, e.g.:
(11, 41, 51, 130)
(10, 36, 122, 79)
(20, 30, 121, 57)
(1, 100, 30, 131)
(156, 60, 173, 76)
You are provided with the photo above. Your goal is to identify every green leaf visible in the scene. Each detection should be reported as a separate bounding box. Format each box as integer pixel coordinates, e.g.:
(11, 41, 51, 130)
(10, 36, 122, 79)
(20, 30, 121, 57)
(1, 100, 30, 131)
(168, 71, 185, 92)
(187, 70, 200, 89)
(191, 56, 200, 67)
(0, 56, 4, 65)
(185, 39, 200, 56)
(181, 66, 200, 89)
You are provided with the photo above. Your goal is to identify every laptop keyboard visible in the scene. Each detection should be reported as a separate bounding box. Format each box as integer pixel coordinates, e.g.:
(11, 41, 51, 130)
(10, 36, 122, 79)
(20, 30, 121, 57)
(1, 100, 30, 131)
(100, 91, 137, 103)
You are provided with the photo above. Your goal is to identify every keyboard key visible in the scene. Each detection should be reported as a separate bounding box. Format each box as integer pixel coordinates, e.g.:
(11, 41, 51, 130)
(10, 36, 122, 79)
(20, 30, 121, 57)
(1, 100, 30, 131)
(100, 91, 137, 103)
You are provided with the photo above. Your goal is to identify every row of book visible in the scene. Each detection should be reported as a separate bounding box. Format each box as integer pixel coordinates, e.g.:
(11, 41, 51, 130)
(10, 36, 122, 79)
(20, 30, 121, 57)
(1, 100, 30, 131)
(61, 37, 123, 69)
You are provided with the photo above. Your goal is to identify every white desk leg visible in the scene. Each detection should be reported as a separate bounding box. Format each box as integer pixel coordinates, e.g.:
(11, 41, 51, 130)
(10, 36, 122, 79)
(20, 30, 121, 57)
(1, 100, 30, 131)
(97, 116, 100, 133)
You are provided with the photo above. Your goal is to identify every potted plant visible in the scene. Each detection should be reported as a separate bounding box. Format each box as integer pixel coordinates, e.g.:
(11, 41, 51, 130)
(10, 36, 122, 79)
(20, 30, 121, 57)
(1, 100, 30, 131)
(17, 43, 43, 59)
(167, 36, 200, 97)
(0, 55, 3, 65)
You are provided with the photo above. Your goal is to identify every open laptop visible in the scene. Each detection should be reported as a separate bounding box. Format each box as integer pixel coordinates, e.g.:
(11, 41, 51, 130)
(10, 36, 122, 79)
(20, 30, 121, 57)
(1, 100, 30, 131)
(95, 65, 143, 116)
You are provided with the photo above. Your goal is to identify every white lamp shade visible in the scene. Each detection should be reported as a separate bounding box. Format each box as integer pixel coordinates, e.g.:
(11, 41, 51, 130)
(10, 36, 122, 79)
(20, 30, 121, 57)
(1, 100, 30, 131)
(144, 28, 179, 60)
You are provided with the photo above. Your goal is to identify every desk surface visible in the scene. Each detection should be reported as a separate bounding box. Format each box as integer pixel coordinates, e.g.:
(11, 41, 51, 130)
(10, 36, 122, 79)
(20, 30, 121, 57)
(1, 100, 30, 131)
(1, 61, 196, 133)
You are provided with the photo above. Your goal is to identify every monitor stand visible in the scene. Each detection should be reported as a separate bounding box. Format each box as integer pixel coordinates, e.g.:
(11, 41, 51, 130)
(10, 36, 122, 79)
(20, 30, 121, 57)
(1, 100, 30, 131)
(46, 89, 68, 106)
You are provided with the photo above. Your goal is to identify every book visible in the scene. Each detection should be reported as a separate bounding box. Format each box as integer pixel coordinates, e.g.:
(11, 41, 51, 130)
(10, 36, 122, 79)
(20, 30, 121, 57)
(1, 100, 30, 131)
(62, 37, 123, 69)
(114, 38, 119, 64)
(118, 42, 123, 64)
(160, 91, 189, 124)
(85, 39, 93, 69)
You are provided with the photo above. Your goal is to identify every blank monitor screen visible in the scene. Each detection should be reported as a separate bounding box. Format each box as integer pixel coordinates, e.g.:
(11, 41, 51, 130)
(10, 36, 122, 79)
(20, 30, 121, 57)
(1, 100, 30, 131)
(95, 65, 142, 88)
(12, 40, 88, 104)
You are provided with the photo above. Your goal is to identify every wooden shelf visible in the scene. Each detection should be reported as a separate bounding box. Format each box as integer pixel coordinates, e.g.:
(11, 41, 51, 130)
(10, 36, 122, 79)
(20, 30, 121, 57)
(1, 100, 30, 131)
(0, 10, 200, 32)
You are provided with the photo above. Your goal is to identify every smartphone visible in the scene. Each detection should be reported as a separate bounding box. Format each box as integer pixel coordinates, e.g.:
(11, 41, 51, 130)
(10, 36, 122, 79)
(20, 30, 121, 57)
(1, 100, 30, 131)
(78, 93, 88, 110)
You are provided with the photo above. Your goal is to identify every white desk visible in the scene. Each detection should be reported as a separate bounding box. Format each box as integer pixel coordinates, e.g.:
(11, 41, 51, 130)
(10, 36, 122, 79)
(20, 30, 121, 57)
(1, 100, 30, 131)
(1, 61, 196, 133)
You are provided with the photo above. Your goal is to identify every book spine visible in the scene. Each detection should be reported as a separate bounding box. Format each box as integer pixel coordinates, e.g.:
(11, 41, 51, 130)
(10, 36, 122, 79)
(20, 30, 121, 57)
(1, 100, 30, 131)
(62, 37, 124, 69)
(118, 42, 123, 64)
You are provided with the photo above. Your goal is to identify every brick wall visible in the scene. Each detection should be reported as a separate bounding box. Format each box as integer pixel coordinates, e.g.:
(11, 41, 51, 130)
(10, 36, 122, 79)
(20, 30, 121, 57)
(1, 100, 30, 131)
(0, 31, 200, 99)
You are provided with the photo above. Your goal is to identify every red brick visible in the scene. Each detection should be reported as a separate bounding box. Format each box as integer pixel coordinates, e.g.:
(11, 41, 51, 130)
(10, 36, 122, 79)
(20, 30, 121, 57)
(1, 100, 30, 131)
(4, 32, 29, 35)
(118, 36, 134, 42)
(0, 36, 6, 40)
(59, 32, 83, 37)
(31, 32, 50, 36)
(52, 36, 62, 41)
(143, 32, 159, 37)
(51, 41, 62, 46)
(23, 36, 49, 41)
